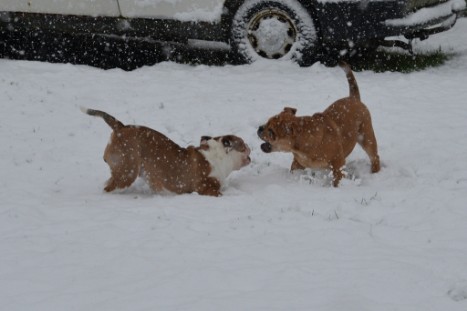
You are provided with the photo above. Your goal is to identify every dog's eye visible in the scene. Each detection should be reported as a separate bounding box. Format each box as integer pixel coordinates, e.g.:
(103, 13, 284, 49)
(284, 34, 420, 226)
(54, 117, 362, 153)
(222, 138, 231, 148)
(268, 129, 275, 140)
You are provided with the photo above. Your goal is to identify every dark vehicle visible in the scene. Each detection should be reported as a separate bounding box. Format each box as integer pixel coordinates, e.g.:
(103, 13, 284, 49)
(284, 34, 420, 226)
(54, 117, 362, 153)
(0, 0, 465, 66)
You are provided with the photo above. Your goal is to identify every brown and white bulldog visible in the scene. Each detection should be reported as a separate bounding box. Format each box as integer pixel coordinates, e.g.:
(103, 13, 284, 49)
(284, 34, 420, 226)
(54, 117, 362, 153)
(82, 108, 251, 196)
(257, 62, 380, 187)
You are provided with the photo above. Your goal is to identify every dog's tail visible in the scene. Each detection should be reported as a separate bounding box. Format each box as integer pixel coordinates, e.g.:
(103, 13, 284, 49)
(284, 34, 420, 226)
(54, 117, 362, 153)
(339, 61, 360, 101)
(81, 107, 124, 131)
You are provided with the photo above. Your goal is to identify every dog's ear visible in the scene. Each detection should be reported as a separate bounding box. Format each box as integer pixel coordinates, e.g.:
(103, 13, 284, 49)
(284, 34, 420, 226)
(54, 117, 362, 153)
(283, 107, 297, 115)
(200, 136, 212, 145)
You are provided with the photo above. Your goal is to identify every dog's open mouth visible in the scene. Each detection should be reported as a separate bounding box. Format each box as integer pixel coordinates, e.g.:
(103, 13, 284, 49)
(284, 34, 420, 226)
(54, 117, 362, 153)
(261, 142, 272, 153)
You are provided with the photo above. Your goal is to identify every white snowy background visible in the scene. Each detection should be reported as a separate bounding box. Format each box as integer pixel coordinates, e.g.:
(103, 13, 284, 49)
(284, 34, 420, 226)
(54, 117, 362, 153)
(1, 19, 467, 311)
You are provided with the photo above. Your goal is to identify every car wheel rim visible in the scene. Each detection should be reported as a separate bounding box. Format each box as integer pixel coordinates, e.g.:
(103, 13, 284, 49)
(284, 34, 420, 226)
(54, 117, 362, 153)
(247, 9, 297, 59)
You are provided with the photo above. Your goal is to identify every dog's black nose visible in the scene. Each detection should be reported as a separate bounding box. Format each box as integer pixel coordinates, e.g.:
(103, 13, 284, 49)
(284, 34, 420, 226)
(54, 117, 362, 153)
(257, 126, 264, 137)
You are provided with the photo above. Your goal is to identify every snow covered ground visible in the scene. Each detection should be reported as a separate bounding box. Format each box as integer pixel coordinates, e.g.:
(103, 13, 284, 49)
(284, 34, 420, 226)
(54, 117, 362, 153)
(1, 19, 467, 311)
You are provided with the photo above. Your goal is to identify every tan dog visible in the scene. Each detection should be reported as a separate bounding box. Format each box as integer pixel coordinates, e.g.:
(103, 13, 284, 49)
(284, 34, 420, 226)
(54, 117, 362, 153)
(82, 108, 251, 196)
(257, 62, 380, 187)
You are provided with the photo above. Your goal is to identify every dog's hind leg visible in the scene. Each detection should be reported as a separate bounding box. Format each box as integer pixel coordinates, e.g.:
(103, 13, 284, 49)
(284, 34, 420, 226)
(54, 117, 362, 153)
(358, 121, 380, 173)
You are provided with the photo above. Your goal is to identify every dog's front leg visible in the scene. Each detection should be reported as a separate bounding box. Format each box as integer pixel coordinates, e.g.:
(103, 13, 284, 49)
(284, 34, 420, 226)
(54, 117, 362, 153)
(291, 158, 305, 171)
(330, 158, 346, 187)
(196, 177, 222, 197)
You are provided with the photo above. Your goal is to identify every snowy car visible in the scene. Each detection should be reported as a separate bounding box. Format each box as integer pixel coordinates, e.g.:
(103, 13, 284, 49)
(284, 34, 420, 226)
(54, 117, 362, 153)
(0, 0, 466, 66)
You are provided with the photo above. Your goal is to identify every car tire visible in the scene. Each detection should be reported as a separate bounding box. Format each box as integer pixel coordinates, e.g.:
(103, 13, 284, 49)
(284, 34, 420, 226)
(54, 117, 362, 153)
(230, 0, 319, 66)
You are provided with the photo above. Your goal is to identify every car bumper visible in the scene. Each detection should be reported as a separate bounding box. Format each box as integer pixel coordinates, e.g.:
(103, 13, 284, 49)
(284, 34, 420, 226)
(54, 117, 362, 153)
(318, 0, 466, 45)
(384, 0, 466, 39)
